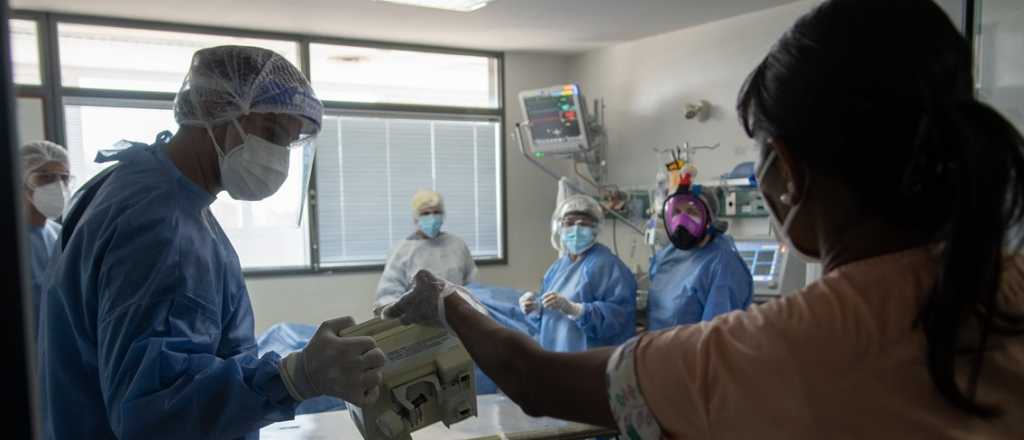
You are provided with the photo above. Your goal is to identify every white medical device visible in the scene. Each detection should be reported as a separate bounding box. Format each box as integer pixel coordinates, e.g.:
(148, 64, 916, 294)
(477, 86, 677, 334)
(518, 84, 592, 156)
(734, 238, 807, 302)
(343, 318, 477, 440)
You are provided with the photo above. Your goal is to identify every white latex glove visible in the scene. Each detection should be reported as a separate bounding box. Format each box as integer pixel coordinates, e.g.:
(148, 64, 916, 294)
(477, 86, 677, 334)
(542, 292, 584, 319)
(519, 291, 538, 315)
(382, 270, 487, 330)
(372, 303, 385, 318)
(278, 316, 387, 406)
(372, 293, 401, 317)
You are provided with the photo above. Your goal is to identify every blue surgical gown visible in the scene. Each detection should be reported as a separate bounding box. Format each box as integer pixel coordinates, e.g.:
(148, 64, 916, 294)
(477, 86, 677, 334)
(29, 219, 60, 328)
(38, 136, 297, 440)
(526, 243, 636, 352)
(647, 234, 754, 331)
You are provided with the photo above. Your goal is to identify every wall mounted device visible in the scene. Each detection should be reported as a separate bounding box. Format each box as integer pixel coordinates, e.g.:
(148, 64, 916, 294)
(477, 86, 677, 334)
(683, 99, 711, 122)
(518, 84, 591, 156)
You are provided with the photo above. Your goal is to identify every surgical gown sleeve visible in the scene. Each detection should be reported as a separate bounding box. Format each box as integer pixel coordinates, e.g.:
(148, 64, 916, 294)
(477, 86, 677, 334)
(701, 251, 754, 322)
(376, 246, 411, 306)
(575, 254, 636, 342)
(97, 215, 296, 439)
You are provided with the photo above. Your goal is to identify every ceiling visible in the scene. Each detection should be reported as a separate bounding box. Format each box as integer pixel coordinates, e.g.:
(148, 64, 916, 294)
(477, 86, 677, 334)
(11, 0, 801, 53)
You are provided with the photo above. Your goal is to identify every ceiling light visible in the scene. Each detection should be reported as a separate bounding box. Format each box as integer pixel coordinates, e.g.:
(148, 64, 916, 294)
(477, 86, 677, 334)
(374, 0, 496, 12)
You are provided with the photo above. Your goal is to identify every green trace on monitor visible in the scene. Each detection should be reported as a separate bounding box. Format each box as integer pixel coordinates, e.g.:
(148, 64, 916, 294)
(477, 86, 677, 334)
(534, 151, 545, 158)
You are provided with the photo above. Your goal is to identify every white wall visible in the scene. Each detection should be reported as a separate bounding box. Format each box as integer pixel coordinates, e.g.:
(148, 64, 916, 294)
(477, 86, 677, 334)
(245, 52, 570, 333)
(568, 0, 822, 270)
(569, 0, 822, 184)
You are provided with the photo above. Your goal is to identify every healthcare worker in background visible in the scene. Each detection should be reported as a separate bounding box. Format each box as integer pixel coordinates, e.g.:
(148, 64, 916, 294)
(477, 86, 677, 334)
(375, 189, 477, 312)
(518, 195, 635, 352)
(20, 140, 71, 325)
(647, 185, 753, 330)
(38, 46, 385, 440)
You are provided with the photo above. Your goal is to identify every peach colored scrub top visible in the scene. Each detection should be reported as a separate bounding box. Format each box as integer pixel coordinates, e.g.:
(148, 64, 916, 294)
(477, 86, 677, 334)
(607, 247, 1024, 439)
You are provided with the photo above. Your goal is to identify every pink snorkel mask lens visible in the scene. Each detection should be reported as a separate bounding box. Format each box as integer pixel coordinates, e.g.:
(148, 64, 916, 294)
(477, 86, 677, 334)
(663, 192, 709, 237)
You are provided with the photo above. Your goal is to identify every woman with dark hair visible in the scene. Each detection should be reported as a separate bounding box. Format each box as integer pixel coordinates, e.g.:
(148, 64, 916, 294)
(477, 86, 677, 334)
(384, 0, 1024, 438)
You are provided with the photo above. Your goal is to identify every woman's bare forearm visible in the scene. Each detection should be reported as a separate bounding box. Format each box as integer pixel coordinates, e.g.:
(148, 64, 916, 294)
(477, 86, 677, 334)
(444, 295, 616, 427)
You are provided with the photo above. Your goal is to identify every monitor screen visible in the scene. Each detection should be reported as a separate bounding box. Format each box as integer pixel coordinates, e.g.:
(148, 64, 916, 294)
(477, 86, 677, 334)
(735, 241, 781, 282)
(524, 93, 582, 145)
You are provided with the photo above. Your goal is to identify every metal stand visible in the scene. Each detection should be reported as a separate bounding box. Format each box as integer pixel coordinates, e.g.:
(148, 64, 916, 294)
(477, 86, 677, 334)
(681, 141, 721, 162)
(512, 122, 646, 236)
(512, 123, 585, 193)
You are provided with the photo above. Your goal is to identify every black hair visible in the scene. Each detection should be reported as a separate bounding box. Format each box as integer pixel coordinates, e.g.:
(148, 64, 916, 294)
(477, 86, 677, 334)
(737, 0, 1024, 417)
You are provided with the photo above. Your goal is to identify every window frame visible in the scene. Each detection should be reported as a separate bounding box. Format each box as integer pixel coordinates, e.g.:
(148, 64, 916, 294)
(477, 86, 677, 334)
(11, 10, 508, 276)
(11, 12, 56, 141)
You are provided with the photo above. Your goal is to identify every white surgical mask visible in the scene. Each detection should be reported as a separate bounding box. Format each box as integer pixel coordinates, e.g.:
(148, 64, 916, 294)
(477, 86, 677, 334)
(755, 148, 821, 262)
(31, 181, 69, 219)
(208, 119, 290, 201)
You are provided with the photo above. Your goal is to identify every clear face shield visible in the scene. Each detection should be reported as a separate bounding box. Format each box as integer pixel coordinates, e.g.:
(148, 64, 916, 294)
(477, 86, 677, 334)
(291, 135, 317, 226)
(274, 116, 318, 227)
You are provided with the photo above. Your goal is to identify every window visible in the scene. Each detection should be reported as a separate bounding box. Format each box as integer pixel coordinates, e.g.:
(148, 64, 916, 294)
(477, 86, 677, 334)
(54, 20, 312, 270)
(9, 19, 41, 85)
(316, 114, 502, 266)
(62, 101, 176, 190)
(61, 99, 311, 269)
(10, 13, 504, 272)
(975, 0, 1024, 133)
(16, 97, 46, 146)
(57, 23, 300, 92)
(310, 43, 499, 108)
(309, 42, 504, 268)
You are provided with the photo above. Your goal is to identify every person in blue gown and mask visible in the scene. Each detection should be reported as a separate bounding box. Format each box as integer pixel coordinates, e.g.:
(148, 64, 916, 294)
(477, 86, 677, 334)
(518, 194, 636, 352)
(20, 140, 71, 327)
(37, 45, 386, 440)
(647, 184, 753, 330)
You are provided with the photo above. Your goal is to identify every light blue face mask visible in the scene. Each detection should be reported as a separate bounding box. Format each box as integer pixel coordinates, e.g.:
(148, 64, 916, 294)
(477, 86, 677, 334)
(418, 213, 444, 238)
(561, 225, 595, 256)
